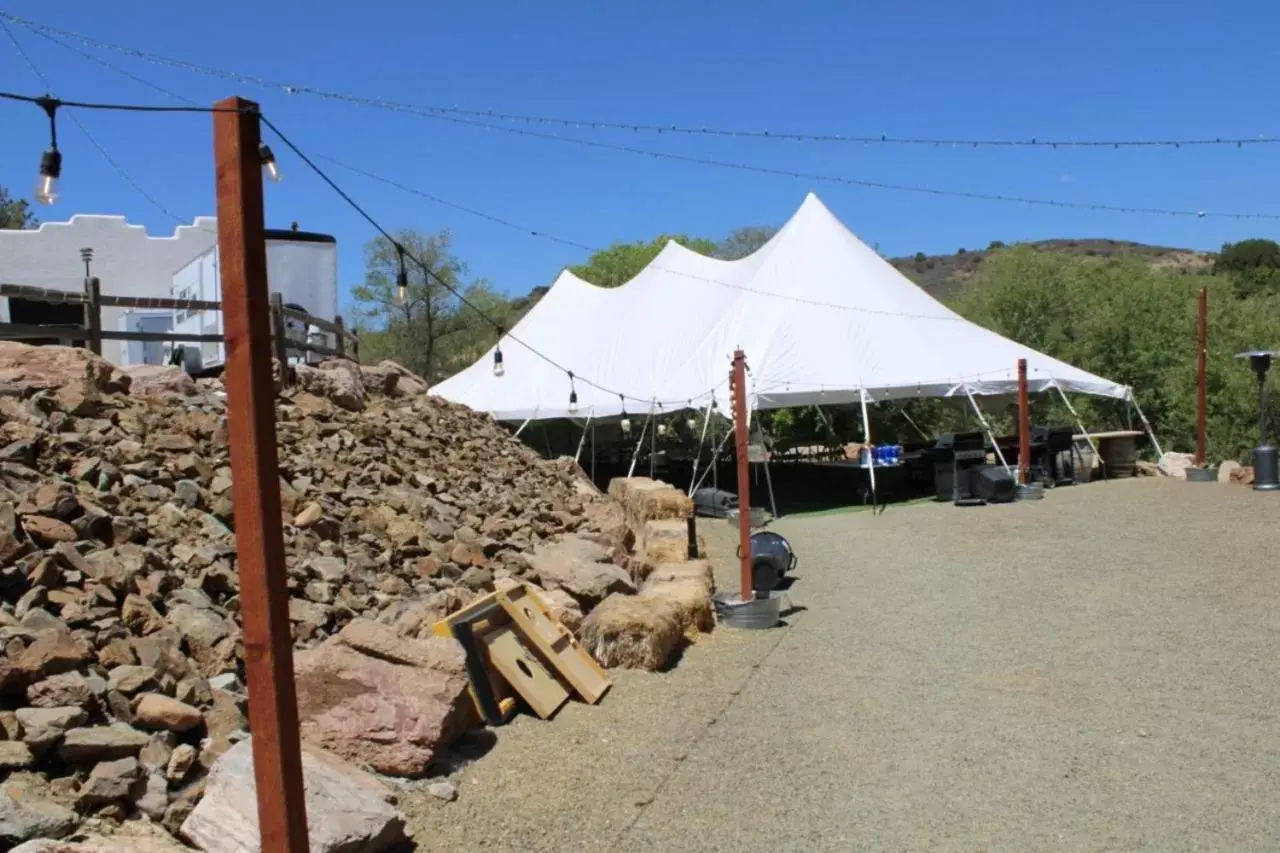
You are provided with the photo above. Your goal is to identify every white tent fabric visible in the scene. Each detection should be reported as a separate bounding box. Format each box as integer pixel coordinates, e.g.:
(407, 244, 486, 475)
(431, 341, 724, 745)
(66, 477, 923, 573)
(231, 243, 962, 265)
(431, 193, 1128, 421)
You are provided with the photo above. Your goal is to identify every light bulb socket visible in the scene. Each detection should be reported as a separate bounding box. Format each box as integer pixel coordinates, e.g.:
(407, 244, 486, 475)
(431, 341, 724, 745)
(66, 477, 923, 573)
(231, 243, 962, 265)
(492, 347, 505, 376)
(258, 142, 276, 167)
(39, 148, 62, 180)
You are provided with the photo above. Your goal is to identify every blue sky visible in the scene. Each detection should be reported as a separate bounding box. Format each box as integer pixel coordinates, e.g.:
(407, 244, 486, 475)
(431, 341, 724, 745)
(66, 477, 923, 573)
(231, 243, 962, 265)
(2, 0, 1279, 315)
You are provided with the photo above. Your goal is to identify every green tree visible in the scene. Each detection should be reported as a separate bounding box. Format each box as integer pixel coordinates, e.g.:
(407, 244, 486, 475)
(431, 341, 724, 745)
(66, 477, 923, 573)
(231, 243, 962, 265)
(715, 226, 778, 260)
(0, 186, 36, 230)
(1214, 238, 1280, 275)
(569, 234, 717, 287)
(351, 229, 495, 382)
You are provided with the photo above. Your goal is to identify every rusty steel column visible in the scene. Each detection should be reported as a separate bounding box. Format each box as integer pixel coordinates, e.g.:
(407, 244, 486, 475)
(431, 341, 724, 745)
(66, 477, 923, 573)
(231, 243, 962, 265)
(1196, 286, 1207, 467)
(1017, 358, 1031, 486)
(731, 350, 752, 601)
(212, 96, 309, 853)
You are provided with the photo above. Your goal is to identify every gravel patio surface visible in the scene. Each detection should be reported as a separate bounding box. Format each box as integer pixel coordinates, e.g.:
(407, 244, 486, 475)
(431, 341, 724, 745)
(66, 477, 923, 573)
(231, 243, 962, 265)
(402, 478, 1280, 852)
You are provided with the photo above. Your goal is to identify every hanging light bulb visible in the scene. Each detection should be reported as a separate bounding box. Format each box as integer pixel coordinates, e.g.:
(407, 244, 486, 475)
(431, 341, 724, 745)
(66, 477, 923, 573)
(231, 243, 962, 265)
(34, 97, 61, 205)
(35, 148, 61, 205)
(395, 246, 408, 303)
(657, 422, 667, 436)
(687, 415, 697, 431)
(492, 345, 505, 377)
(619, 394, 631, 434)
(258, 142, 283, 183)
(567, 372, 579, 415)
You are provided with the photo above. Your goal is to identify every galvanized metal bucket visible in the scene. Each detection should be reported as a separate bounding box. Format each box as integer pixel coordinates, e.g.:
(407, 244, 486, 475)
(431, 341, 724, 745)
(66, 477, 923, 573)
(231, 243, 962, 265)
(1015, 482, 1045, 501)
(713, 591, 783, 630)
(1185, 466, 1218, 483)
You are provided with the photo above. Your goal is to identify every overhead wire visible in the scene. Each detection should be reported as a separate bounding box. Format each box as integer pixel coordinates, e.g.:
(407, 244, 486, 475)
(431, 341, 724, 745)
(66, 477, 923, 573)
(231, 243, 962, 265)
(3, 11, 1275, 150)
(5, 14, 1279, 221)
(0, 20, 189, 223)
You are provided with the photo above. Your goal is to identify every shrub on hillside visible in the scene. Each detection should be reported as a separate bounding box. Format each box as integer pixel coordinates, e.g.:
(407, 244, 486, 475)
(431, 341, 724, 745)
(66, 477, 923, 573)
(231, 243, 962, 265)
(1215, 238, 1280, 275)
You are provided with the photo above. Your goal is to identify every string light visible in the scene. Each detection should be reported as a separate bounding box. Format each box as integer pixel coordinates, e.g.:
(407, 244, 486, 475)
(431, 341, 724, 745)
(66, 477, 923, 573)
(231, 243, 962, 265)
(33, 95, 60, 204)
(258, 141, 282, 183)
(567, 371, 579, 415)
(492, 344, 505, 377)
(395, 246, 408, 303)
(619, 394, 631, 435)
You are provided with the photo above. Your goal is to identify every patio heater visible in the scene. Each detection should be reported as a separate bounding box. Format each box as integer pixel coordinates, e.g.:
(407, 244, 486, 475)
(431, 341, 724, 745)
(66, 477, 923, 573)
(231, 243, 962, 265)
(1237, 350, 1280, 491)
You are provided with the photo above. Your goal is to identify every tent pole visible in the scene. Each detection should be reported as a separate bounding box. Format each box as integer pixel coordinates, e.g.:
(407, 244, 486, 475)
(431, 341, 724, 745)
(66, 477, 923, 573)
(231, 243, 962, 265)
(649, 403, 659, 479)
(753, 400, 779, 519)
(1053, 381, 1103, 470)
(627, 406, 653, 478)
(1126, 387, 1165, 460)
(590, 422, 596, 483)
(513, 414, 534, 439)
(859, 389, 879, 514)
(574, 408, 595, 466)
(688, 399, 715, 494)
(694, 423, 736, 495)
(962, 385, 1011, 474)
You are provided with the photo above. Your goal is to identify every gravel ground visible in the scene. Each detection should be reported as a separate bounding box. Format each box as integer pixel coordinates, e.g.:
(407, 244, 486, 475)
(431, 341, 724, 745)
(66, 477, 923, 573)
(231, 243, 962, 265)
(401, 479, 1280, 852)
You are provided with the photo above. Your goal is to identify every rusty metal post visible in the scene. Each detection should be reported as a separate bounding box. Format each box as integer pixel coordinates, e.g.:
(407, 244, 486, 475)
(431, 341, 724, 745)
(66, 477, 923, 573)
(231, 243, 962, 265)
(1196, 286, 1207, 467)
(731, 350, 752, 601)
(1017, 358, 1030, 485)
(212, 96, 309, 853)
(84, 277, 102, 356)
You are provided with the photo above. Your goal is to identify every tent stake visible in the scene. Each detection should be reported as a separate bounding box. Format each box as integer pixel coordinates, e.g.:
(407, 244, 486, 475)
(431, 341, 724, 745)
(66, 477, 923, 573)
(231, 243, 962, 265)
(859, 389, 879, 514)
(962, 385, 1011, 473)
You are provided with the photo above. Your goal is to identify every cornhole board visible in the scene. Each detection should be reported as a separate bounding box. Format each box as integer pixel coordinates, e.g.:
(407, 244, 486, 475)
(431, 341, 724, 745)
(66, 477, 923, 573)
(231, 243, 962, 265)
(480, 625, 571, 720)
(431, 592, 518, 723)
(496, 583, 612, 704)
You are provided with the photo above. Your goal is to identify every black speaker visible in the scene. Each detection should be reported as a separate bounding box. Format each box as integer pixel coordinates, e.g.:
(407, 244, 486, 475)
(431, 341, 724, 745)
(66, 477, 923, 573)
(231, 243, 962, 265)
(971, 465, 1016, 502)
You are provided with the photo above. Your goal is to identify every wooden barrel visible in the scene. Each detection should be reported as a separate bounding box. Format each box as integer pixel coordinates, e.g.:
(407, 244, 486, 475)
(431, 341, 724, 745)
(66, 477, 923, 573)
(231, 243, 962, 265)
(1099, 435, 1137, 478)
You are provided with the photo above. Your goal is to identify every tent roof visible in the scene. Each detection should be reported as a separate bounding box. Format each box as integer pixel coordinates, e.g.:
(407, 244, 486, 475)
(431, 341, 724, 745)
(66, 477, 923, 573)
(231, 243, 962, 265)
(431, 193, 1127, 421)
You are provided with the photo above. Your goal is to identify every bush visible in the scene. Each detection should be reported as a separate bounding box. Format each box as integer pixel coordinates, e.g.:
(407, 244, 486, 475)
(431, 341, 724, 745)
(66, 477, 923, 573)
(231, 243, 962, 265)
(988, 240, 1006, 250)
(1215, 239, 1280, 275)
(950, 248, 1280, 461)
(913, 251, 927, 263)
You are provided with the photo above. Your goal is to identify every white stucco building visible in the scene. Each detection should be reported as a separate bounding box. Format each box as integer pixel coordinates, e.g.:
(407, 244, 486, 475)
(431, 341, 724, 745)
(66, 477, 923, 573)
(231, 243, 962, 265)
(0, 214, 339, 367)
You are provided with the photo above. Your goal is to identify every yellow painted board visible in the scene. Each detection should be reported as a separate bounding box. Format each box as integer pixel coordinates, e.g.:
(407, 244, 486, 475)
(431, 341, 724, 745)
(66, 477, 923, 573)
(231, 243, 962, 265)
(498, 584, 612, 705)
(481, 626, 570, 720)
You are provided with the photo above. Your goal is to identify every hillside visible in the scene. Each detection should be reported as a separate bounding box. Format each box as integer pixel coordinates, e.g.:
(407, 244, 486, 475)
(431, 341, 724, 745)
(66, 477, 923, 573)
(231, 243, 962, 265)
(890, 238, 1214, 299)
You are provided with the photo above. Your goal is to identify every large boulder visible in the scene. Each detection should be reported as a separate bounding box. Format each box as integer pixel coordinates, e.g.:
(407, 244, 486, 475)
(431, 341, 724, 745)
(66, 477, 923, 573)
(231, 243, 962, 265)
(0, 786, 79, 847)
(1157, 451, 1196, 479)
(0, 342, 129, 415)
(295, 360, 366, 412)
(180, 738, 409, 853)
(293, 623, 470, 776)
(121, 364, 197, 397)
(528, 536, 636, 606)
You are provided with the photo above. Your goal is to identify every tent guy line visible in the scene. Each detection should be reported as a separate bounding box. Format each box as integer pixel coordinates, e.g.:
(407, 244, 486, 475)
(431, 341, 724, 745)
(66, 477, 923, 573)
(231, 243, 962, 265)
(8, 13, 1280, 221)
(5, 11, 1276, 151)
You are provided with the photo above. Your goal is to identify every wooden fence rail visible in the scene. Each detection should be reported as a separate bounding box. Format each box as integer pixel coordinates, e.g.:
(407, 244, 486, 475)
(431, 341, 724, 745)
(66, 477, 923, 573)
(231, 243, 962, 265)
(0, 278, 360, 385)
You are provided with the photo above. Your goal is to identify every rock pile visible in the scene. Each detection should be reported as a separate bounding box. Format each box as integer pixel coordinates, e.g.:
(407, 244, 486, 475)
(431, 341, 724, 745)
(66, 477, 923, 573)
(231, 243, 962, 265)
(0, 343, 635, 849)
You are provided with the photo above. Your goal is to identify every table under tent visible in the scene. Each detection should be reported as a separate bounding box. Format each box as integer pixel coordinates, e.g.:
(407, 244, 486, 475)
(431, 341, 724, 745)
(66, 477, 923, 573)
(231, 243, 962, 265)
(430, 193, 1161, 513)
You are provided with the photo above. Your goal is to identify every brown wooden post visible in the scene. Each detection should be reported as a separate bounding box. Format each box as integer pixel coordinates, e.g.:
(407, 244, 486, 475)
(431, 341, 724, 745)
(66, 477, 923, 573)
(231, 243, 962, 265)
(334, 314, 346, 359)
(84, 277, 102, 356)
(1196, 286, 1207, 467)
(269, 293, 290, 386)
(212, 96, 309, 853)
(1017, 358, 1031, 486)
(731, 350, 753, 601)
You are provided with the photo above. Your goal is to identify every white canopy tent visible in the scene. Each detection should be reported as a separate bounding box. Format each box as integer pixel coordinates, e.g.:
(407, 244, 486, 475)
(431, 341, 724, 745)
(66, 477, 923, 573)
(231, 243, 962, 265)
(431, 193, 1132, 425)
